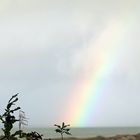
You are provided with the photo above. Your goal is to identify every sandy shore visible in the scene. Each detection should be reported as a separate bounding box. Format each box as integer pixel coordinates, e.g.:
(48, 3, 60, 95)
(48, 133, 140, 140)
(1, 133, 140, 140)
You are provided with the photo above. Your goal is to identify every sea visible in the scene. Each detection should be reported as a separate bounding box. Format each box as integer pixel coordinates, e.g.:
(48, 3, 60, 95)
(1, 127, 140, 139)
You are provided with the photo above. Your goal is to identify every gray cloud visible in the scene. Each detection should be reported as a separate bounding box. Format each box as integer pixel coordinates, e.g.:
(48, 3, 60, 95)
(0, 0, 140, 127)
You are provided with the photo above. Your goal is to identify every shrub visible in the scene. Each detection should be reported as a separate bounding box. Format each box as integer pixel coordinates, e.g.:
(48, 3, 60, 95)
(54, 122, 71, 140)
(27, 131, 43, 140)
(0, 94, 21, 140)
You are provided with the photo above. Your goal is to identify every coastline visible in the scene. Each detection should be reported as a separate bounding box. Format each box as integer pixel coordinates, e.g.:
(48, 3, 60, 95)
(1, 127, 140, 140)
(47, 133, 140, 140)
(1, 133, 140, 140)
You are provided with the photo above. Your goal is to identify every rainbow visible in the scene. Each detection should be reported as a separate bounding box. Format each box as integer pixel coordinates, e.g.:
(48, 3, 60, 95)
(63, 10, 137, 127)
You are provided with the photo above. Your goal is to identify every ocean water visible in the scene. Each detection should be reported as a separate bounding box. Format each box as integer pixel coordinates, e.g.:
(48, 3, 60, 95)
(1, 127, 140, 138)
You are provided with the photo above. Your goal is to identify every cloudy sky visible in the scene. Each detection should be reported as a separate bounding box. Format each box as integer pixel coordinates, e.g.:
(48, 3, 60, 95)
(0, 0, 140, 127)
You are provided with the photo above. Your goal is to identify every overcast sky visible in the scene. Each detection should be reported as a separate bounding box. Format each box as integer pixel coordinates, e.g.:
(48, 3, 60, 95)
(0, 0, 140, 127)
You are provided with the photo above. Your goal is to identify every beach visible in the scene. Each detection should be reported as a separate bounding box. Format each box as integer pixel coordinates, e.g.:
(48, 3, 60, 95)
(19, 127, 140, 139)
(49, 133, 140, 140)
(1, 127, 140, 140)
(1, 131, 140, 140)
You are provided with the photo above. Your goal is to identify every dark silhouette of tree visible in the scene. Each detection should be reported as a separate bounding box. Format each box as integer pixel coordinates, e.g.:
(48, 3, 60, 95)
(0, 94, 21, 140)
(26, 131, 43, 140)
(54, 122, 71, 140)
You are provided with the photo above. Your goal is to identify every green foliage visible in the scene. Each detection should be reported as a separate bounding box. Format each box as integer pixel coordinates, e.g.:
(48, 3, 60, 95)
(25, 131, 43, 140)
(0, 94, 43, 140)
(54, 122, 71, 140)
(0, 94, 21, 140)
(0, 94, 72, 140)
(15, 131, 43, 140)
